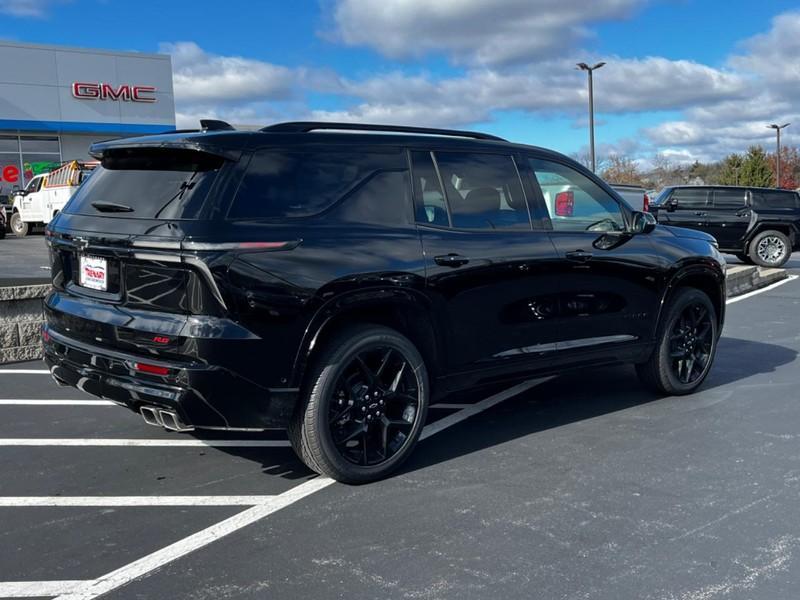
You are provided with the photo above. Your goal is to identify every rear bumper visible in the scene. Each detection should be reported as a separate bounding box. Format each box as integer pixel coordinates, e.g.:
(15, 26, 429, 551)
(42, 325, 297, 429)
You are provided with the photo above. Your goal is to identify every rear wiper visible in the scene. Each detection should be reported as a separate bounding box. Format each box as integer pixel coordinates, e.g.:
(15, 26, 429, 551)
(92, 201, 134, 213)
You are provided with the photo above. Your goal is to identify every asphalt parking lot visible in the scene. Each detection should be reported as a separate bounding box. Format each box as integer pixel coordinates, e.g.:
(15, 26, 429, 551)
(1, 254, 800, 599)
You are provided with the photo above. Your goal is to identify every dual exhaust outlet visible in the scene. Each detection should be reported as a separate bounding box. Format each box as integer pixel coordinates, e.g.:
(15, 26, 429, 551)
(140, 406, 194, 432)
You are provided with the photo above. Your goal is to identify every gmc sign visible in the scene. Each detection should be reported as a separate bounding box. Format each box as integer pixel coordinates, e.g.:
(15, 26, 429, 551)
(72, 82, 157, 103)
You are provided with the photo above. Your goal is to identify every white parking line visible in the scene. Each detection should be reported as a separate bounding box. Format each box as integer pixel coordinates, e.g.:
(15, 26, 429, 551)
(0, 438, 292, 447)
(0, 580, 88, 597)
(726, 274, 799, 304)
(52, 477, 335, 600)
(0, 495, 277, 507)
(429, 402, 474, 409)
(0, 369, 49, 374)
(0, 399, 115, 406)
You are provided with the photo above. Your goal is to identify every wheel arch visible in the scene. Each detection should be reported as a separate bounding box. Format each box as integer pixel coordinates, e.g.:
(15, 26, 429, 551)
(656, 263, 725, 337)
(745, 223, 795, 251)
(290, 288, 443, 390)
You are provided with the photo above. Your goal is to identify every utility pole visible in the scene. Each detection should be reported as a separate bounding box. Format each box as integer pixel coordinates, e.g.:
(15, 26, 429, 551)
(767, 123, 790, 188)
(577, 62, 606, 172)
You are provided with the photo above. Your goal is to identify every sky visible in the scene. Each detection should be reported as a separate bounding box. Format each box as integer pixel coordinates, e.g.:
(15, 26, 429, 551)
(2, 0, 799, 166)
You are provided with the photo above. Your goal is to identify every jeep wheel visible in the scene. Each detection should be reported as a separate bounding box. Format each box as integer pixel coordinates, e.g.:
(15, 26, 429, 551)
(636, 287, 718, 395)
(749, 230, 790, 268)
(10, 212, 28, 237)
(289, 325, 429, 484)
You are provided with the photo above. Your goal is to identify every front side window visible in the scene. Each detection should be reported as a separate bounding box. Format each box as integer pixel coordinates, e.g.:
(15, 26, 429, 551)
(25, 176, 43, 193)
(432, 152, 529, 230)
(671, 188, 709, 209)
(529, 157, 624, 232)
(229, 149, 405, 220)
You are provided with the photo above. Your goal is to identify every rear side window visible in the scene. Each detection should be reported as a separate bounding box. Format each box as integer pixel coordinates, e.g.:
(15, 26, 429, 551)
(433, 152, 529, 230)
(65, 148, 224, 219)
(410, 151, 448, 227)
(671, 188, 709, 209)
(754, 190, 799, 209)
(229, 149, 406, 220)
(712, 189, 747, 209)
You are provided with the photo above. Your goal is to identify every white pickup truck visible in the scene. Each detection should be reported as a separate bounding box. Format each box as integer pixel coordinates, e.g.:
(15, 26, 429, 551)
(10, 160, 97, 236)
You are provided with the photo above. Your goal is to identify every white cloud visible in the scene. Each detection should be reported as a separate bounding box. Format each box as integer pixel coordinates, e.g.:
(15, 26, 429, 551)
(0, 0, 67, 17)
(729, 11, 800, 91)
(161, 42, 298, 104)
(330, 0, 644, 65)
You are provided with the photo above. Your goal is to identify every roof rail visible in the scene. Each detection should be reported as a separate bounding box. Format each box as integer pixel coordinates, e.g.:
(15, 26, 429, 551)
(260, 121, 506, 142)
(200, 119, 235, 131)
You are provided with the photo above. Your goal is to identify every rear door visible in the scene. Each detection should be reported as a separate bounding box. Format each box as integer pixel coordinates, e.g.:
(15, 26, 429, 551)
(706, 188, 750, 250)
(525, 155, 662, 353)
(412, 149, 561, 376)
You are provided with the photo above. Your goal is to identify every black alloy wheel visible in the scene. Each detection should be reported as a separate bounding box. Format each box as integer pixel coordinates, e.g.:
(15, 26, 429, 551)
(329, 346, 421, 466)
(289, 325, 429, 483)
(668, 301, 714, 385)
(636, 287, 718, 395)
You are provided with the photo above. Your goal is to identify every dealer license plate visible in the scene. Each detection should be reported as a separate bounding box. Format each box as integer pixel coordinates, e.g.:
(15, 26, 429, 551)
(78, 254, 108, 291)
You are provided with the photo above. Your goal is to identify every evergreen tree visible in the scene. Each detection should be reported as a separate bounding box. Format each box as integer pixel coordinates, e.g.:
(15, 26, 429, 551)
(718, 153, 744, 185)
(739, 146, 773, 187)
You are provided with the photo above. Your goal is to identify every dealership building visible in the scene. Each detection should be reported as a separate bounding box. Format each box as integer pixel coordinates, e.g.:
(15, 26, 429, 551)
(0, 41, 175, 198)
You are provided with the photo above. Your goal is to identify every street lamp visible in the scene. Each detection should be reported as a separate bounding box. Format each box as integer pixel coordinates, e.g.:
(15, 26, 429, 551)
(767, 123, 790, 188)
(577, 61, 606, 172)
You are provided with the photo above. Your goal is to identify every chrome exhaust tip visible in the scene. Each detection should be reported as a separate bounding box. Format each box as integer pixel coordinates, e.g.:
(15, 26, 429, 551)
(140, 406, 163, 427)
(158, 409, 194, 432)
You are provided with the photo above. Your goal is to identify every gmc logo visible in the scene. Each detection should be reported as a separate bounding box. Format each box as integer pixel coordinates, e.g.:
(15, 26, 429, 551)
(72, 82, 157, 103)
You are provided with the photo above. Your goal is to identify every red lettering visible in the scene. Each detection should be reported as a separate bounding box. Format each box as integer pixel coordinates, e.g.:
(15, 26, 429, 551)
(1, 165, 18, 183)
(72, 82, 100, 99)
(132, 85, 157, 103)
(72, 82, 157, 103)
(101, 83, 131, 101)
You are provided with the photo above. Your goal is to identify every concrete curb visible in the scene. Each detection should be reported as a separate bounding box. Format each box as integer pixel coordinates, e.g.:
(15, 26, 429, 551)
(725, 265, 788, 298)
(0, 264, 792, 364)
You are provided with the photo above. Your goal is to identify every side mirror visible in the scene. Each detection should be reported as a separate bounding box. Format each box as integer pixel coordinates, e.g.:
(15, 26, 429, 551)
(631, 211, 657, 234)
(666, 199, 678, 212)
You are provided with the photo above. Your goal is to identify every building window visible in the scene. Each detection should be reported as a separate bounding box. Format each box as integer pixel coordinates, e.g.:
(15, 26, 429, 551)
(0, 135, 62, 199)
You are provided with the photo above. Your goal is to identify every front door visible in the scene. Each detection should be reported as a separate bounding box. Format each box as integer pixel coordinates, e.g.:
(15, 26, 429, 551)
(525, 156, 662, 354)
(410, 149, 561, 375)
(658, 187, 711, 234)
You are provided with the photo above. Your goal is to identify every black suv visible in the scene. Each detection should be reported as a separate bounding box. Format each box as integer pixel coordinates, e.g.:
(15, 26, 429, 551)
(43, 122, 726, 483)
(651, 185, 800, 267)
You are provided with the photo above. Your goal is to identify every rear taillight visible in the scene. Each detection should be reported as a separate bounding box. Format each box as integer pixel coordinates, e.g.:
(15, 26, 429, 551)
(643, 193, 650, 212)
(134, 362, 170, 376)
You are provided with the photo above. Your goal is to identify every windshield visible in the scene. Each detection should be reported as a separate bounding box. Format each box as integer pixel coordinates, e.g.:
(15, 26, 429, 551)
(64, 148, 225, 219)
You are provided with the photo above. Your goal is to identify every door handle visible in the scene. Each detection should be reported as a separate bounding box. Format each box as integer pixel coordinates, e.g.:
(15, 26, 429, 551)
(565, 250, 593, 263)
(736, 210, 751, 217)
(434, 253, 469, 268)
(694, 211, 708, 216)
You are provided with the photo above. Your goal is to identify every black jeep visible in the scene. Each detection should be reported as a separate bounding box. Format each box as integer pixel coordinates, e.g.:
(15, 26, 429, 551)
(43, 122, 725, 483)
(651, 185, 800, 267)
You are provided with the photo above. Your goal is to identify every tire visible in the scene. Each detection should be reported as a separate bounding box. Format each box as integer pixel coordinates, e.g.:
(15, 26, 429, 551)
(288, 325, 429, 484)
(748, 230, 791, 268)
(636, 287, 718, 395)
(10, 212, 29, 237)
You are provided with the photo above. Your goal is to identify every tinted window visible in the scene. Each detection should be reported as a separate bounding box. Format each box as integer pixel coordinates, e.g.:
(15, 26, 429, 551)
(433, 152, 529, 230)
(333, 170, 410, 225)
(712, 189, 747, 209)
(410, 151, 448, 227)
(230, 150, 405, 220)
(65, 149, 223, 219)
(529, 157, 624, 232)
(671, 188, 709, 209)
(755, 190, 799, 209)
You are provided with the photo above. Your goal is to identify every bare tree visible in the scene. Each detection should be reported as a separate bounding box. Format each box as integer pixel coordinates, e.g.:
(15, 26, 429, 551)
(599, 154, 644, 185)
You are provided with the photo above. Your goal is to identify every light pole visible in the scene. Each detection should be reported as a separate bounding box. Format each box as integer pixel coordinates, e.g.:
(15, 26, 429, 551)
(577, 61, 606, 172)
(767, 123, 790, 188)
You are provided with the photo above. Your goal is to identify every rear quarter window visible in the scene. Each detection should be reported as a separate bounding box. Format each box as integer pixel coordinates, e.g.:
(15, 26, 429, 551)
(754, 190, 800, 209)
(228, 149, 408, 220)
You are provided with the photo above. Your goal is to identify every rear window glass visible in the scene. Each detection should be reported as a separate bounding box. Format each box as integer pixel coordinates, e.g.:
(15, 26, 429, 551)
(228, 149, 406, 219)
(65, 149, 224, 219)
